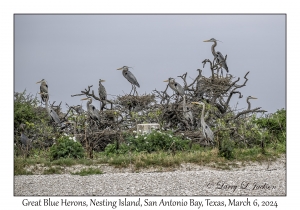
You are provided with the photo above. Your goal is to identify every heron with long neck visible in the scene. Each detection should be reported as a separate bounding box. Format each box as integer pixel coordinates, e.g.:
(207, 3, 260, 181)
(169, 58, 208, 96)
(191, 101, 214, 143)
(203, 38, 229, 74)
(246, 96, 257, 110)
(81, 97, 100, 121)
(203, 38, 218, 57)
(117, 66, 140, 95)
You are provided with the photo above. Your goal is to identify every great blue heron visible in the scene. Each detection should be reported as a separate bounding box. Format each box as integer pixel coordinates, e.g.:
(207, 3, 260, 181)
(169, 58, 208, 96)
(36, 79, 49, 103)
(183, 95, 193, 125)
(191, 101, 214, 143)
(74, 105, 84, 115)
(203, 38, 229, 74)
(246, 96, 257, 110)
(98, 79, 107, 101)
(98, 79, 107, 110)
(163, 78, 185, 96)
(117, 66, 140, 95)
(19, 123, 32, 148)
(81, 97, 100, 121)
(39, 92, 61, 126)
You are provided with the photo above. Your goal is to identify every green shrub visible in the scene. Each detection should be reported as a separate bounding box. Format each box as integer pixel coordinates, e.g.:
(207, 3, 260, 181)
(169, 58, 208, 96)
(14, 90, 46, 128)
(50, 136, 84, 160)
(254, 109, 286, 142)
(105, 130, 191, 155)
(219, 134, 235, 160)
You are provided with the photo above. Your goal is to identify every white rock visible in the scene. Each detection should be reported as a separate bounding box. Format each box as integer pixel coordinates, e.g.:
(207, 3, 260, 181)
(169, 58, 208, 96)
(137, 123, 160, 134)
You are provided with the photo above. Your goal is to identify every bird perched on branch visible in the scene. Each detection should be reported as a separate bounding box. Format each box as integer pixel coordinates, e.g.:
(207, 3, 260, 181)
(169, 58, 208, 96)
(117, 66, 140, 95)
(81, 97, 100, 121)
(163, 77, 185, 96)
(38, 92, 62, 127)
(98, 79, 107, 110)
(98, 79, 107, 101)
(36, 79, 49, 103)
(191, 101, 214, 144)
(203, 38, 229, 74)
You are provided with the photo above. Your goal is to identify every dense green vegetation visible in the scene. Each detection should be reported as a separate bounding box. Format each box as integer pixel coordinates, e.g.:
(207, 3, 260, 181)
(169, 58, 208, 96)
(14, 91, 286, 175)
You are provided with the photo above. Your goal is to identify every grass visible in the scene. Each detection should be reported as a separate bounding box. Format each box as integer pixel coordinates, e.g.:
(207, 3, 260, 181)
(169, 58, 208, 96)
(71, 168, 103, 176)
(14, 140, 286, 175)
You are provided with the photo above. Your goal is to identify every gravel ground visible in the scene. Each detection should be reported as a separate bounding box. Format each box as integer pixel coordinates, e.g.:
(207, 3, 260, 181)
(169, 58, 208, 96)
(14, 156, 286, 196)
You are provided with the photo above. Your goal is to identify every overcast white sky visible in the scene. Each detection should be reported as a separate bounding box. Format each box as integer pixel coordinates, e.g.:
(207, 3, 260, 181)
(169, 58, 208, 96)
(14, 14, 285, 114)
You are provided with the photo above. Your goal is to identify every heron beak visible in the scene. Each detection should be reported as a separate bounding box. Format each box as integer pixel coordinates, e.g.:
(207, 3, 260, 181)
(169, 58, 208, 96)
(163, 80, 169, 82)
(81, 98, 89, 101)
(36, 80, 42, 84)
(100, 79, 105, 82)
(117, 67, 123, 70)
(203, 40, 210, 42)
(252, 97, 258, 99)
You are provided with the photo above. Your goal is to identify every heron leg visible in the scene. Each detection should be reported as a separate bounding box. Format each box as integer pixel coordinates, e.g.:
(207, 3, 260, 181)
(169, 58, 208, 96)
(129, 85, 134, 95)
(133, 85, 138, 96)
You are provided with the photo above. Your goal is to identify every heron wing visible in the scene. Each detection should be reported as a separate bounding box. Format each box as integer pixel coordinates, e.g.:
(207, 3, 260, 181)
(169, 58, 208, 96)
(49, 108, 61, 126)
(98, 84, 107, 100)
(203, 123, 214, 142)
(123, 70, 140, 87)
(216, 51, 229, 72)
(90, 105, 100, 121)
(40, 85, 49, 102)
(40, 84, 48, 93)
(174, 82, 184, 96)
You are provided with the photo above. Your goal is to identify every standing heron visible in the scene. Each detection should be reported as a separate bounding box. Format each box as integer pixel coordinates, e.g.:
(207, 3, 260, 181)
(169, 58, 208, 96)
(81, 97, 100, 121)
(203, 38, 229, 75)
(246, 96, 257, 110)
(98, 79, 107, 110)
(19, 123, 32, 149)
(39, 93, 62, 127)
(191, 101, 214, 144)
(117, 66, 140, 95)
(163, 78, 185, 96)
(182, 95, 193, 126)
(36, 79, 49, 103)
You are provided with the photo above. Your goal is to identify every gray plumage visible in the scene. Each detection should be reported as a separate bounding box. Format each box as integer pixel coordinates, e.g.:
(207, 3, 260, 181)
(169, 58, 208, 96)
(40, 93, 61, 126)
(204, 38, 229, 73)
(216, 51, 229, 72)
(117, 66, 140, 88)
(183, 95, 193, 124)
(246, 96, 257, 110)
(164, 78, 184, 96)
(74, 105, 84, 114)
(98, 79, 107, 101)
(19, 124, 32, 148)
(192, 102, 214, 143)
(36, 79, 49, 103)
(81, 97, 100, 121)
